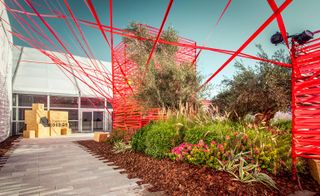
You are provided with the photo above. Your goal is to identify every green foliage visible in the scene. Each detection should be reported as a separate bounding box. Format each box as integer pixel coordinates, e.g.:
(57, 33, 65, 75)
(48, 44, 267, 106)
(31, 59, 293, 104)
(123, 22, 202, 109)
(184, 122, 235, 144)
(271, 120, 291, 132)
(144, 121, 183, 158)
(113, 140, 132, 154)
(131, 124, 149, 152)
(212, 45, 291, 120)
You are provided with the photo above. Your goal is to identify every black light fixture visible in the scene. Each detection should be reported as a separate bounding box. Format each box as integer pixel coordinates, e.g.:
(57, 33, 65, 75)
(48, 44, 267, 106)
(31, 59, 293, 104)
(271, 32, 284, 45)
(270, 30, 314, 45)
(293, 30, 314, 45)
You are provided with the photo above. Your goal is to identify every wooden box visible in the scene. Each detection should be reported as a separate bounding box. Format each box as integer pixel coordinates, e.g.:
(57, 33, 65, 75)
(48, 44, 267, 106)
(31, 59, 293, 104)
(48, 111, 68, 122)
(309, 159, 320, 185)
(61, 127, 70, 135)
(93, 132, 110, 142)
(27, 124, 37, 131)
(25, 110, 48, 124)
(50, 127, 62, 137)
(23, 130, 35, 138)
(36, 124, 50, 138)
(24, 110, 34, 124)
(32, 103, 44, 111)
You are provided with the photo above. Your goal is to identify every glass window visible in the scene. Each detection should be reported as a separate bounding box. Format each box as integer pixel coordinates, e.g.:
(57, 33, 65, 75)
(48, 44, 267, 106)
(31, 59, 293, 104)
(50, 96, 78, 108)
(18, 94, 47, 107)
(11, 122, 16, 135)
(107, 101, 112, 109)
(12, 108, 16, 120)
(48, 109, 78, 120)
(17, 122, 25, 134)
(18, 108, 32, 121)
(81, 97, 105, 108)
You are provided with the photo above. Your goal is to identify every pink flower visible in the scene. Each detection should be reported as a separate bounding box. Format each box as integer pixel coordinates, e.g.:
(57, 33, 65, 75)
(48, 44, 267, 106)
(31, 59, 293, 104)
(198, 139, 205, 146)
(210, 140, 216, 145)
(217, 144, 224, 152)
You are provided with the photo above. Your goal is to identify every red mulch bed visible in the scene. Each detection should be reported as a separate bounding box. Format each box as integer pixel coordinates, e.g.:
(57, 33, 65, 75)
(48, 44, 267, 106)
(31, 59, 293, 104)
(0, 135, 21, 168)
(77, 140, 320, 195)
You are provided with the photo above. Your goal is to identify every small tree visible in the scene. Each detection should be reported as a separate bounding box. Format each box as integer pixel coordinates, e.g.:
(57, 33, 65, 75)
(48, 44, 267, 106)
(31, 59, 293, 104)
(123, 23, 201, 109)
(212, 45, 291, 122)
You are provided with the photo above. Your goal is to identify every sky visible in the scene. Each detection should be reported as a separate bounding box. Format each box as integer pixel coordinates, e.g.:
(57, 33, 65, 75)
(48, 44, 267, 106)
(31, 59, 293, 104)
(5, 0, 320, 97)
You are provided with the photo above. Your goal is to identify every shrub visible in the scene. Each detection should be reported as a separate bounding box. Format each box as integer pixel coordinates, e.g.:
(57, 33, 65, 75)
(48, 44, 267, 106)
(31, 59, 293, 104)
(144, 121, 183, 158)
(131, 124, 150, 152)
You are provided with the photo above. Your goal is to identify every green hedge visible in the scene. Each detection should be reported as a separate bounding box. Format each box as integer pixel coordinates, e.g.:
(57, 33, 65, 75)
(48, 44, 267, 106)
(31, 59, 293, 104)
(132, 120, 183, 158)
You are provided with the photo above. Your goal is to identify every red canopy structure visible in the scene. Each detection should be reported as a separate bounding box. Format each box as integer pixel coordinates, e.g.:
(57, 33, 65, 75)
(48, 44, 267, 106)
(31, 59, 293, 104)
(291, 36, 320, 175)
(0, 0, 319, 178)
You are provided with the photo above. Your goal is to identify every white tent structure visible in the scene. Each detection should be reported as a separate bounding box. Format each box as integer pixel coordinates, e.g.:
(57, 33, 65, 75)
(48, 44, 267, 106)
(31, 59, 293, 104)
(11, 46, 113, 136)
(1, 3, 113, 142)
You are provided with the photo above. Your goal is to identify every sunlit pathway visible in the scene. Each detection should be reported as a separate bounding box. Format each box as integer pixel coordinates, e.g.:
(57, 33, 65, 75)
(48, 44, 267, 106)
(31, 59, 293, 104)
(0, 135, 146, 196)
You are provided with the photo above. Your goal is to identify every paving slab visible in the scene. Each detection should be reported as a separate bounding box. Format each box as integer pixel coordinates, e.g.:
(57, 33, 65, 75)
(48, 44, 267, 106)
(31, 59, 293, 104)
(0, 135, 150, 196)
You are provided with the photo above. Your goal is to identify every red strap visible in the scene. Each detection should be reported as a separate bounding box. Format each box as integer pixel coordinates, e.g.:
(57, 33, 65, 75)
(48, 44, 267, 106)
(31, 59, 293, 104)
(145, 0, 174, 66)
(197, 0, 292, 92)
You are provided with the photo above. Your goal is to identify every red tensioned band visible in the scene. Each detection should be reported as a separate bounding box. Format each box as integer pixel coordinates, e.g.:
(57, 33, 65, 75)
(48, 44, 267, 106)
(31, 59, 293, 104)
(191, 0, 232, 65)
(25, 0, 112, 99)
(85, 0, 111, 47)
(197, 0, 292, 92)
(267, 0, 289, 48)
(4, 5, 290, 68)
(145, 0, 174, 66)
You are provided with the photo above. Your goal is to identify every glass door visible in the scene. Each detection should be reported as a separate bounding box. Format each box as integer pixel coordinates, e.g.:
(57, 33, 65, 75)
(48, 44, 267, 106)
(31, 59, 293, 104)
(93, 111, 104, 132)
(82, 111, 92, 132)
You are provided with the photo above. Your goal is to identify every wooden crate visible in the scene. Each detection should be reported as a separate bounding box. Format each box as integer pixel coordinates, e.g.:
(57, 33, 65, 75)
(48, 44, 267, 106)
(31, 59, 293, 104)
(25, 110, 34, 124)
(32, 103, 44, 111)
(61, 127, 71, 135)
(50, 127, 62, 137)
(93, 132, 110, 142)
(309, 159, 320, 185)
(25, 110, 48, 125)
(27, 124, 37, 131)
(35, 124, 50, 138)
(48, 111, 68, 122)
(23, 130, 35, 139)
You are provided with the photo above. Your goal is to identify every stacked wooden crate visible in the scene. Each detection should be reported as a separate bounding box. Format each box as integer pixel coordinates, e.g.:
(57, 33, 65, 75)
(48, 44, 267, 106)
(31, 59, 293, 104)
(24, 104, 71, 138)
(48, 110, 70, 136)
(24, 104, 50, 138)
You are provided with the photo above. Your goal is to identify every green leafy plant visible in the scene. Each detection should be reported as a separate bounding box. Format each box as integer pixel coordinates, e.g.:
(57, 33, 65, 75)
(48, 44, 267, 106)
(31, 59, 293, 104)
(131, 124, 149, 152)
(113, 140, 132, 154)
(144, 121, 183, 158)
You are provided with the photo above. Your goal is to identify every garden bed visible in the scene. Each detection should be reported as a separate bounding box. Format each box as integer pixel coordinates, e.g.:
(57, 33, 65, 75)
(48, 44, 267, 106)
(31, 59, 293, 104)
(77, 140, 319, 195)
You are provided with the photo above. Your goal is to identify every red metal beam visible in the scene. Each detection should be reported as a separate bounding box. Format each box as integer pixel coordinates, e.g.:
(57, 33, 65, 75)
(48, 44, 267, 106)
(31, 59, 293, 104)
(197, 0, 293, 92)
(145, 0, 174, 66)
